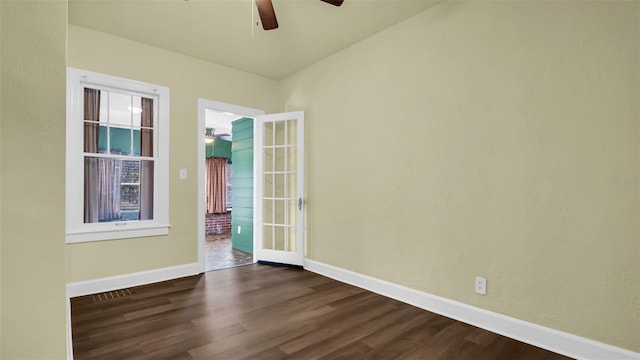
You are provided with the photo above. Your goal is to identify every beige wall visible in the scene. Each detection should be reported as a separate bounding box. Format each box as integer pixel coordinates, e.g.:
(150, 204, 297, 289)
(0, 1, 68, 358)
(281, 1, 640, 352)
(3, 1, 636, 357)
(0, 2, 3, 356)
(65, 25, 281, 282)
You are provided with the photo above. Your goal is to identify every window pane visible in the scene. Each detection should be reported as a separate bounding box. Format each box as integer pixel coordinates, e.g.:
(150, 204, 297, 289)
(120, 185, 140, 211)
(84, 157, 122, 223)
(109, 91, 133, 127)
(84, 88, 103, 154)
(132, 129, 141, 156)
(140, 160, 154, 221)
(98, 90, 108, 124)
(132, 96, 142, 127)
(84, 123, 104, 154)
(226, 163, 232, 209)
(141, 98, 154, 128)
(110, 127, 131, 155)
(97, 126, 108, 153)
(84, 157, 153, 223)
(141, 128, 153, 157)
(121, 160, 140, 183)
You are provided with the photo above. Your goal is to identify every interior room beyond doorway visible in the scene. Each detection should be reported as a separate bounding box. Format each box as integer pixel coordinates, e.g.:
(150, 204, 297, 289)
(204, 109, 252, 271)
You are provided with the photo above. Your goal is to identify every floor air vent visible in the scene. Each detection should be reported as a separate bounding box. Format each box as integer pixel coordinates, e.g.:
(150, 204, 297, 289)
(92, 289, 132, 303)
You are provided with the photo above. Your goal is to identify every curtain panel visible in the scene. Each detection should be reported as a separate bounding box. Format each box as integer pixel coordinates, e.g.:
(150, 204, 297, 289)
(83, 88, 100, 223)
(206, 157, 228, 214)
(97, 158, 121, 220)
(139, 97, 154, 220)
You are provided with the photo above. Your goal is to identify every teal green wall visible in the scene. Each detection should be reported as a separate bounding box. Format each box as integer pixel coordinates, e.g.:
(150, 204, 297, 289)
(206, 139, 231, 159)
(231, 118, 253, 254)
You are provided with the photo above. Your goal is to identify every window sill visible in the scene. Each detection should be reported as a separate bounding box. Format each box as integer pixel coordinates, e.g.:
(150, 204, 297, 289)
(66, 223, 171, 244)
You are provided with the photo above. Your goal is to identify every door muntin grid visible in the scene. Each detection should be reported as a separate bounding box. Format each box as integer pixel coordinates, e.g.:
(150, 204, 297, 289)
(262, 119, 298, 252)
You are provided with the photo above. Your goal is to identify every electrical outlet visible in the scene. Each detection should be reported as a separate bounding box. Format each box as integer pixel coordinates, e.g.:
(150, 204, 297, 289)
(237, 225, 241, 234)
(475, 276, 487, 295)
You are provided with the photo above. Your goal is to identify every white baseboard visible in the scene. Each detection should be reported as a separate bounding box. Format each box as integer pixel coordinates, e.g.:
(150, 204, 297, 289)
(304, 259, 639, 360)
(66, 262, 202, 298)
(66, 262, 202, 359)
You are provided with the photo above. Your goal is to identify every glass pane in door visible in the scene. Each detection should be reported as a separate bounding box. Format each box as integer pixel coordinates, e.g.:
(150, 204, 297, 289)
(261, 115, 300, 258)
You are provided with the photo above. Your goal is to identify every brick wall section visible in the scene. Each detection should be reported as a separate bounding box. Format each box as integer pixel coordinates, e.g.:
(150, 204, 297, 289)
(206, 211, 232, 235)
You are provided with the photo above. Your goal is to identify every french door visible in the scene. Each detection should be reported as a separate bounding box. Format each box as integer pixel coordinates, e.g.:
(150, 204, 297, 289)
(254, 111, 304, 266)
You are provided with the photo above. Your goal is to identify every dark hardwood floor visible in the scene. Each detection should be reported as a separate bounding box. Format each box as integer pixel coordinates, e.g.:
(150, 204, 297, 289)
(71, 264, 573, 359)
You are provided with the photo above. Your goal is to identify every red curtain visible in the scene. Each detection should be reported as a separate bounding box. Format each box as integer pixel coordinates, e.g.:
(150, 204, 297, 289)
(206, 157, 228, 214)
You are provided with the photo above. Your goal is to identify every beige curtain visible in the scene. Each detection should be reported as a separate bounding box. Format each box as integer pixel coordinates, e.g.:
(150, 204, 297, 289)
(97, 159, 121, 220)
(206, 157, 228, 214)
(139, 97, 154, 220)
(84, 88, 100, 223)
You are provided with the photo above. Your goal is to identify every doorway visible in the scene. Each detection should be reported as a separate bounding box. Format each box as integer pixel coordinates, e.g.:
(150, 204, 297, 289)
(197, 99, 265, 272)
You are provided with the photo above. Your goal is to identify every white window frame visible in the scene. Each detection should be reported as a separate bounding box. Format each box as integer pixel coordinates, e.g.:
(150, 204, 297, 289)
(66, 68, 170, 243)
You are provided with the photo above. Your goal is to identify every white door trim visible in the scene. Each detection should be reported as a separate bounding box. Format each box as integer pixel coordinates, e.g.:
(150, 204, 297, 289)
(197, 99, 265, 272)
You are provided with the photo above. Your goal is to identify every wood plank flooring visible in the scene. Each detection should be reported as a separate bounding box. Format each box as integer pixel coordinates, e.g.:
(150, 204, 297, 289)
(71, 264, 573, 359)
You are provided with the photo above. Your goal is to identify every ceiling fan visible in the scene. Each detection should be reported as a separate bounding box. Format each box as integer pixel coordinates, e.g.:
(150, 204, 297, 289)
(256, 0, 344, 31)
(205, 128, 232, 143)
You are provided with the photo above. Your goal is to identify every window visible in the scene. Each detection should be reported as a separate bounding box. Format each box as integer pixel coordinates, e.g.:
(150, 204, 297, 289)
(66, 68, 170, 243)
(226, 162, 233, 210)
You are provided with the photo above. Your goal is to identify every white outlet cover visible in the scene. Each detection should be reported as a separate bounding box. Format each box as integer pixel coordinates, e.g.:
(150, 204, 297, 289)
(475, 276, 487, 295)
(179, 168, 187, 179)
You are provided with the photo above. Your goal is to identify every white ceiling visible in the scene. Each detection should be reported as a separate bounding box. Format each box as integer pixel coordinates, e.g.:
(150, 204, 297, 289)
(205, 109, 238, 137)
(68, 0, 441, 80)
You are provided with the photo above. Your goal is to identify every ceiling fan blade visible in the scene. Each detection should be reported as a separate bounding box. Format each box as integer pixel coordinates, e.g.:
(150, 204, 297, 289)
(256, 0, 279, 30)
(320, 0, 344, 6)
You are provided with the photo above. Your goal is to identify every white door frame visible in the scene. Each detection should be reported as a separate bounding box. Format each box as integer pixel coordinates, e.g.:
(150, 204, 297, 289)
(197, 99, 265, 272)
